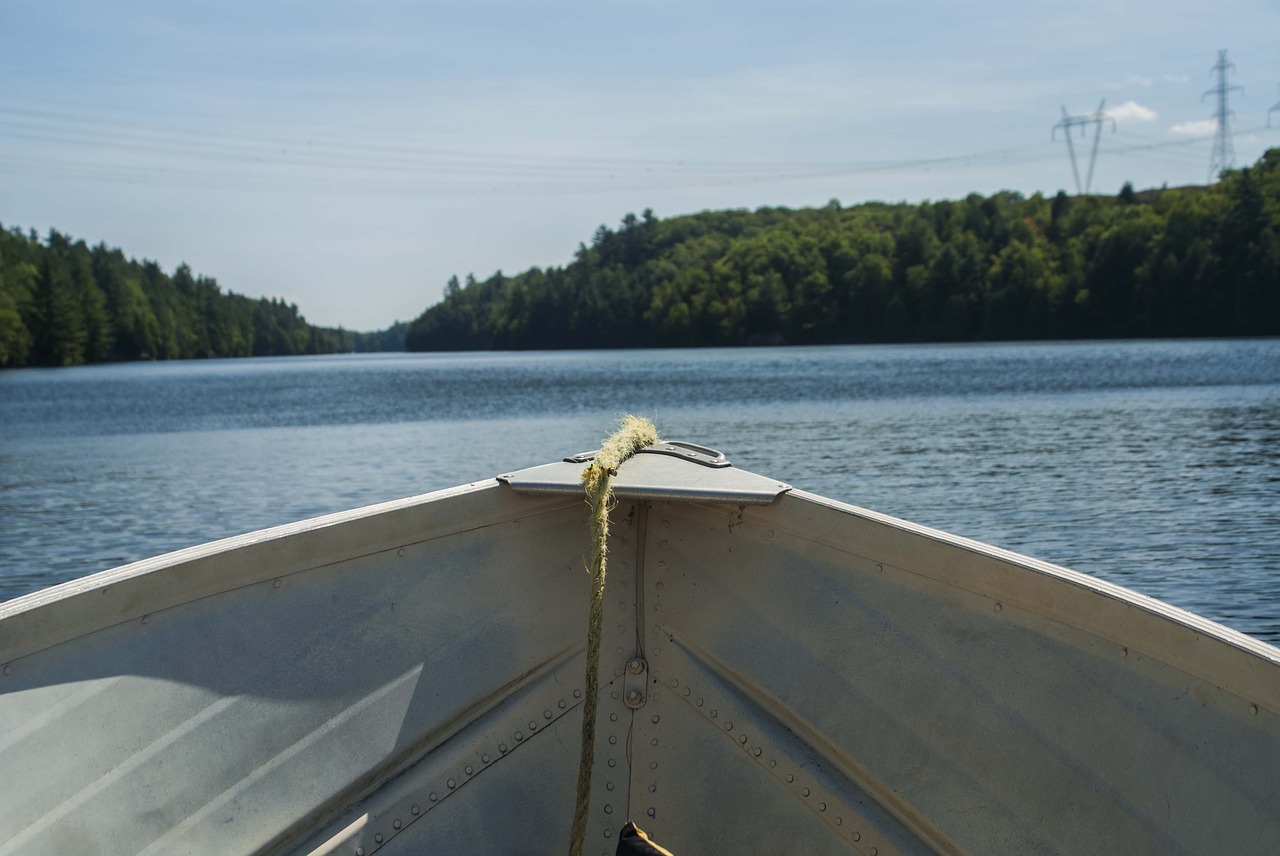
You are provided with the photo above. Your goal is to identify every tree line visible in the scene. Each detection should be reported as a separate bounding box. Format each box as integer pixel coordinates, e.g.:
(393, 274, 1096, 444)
(0, 227, 405, 368)
(406, 149, 1280, 351)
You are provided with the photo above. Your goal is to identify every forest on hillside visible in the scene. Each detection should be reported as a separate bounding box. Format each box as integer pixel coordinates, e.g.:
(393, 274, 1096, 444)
(406, 150, 1280, 351)
(0, 228, 404, 368)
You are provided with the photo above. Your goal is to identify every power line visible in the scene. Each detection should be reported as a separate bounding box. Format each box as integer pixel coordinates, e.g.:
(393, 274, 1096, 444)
(1270, 85, 1280, 128)
(0, 92, 1266, 200)
(1204, 49, 1242, 182)
(1051, 99, 1114, 195)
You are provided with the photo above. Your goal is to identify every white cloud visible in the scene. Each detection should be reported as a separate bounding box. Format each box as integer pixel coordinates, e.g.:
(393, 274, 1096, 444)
(1106, 100, 1157, 122)
(1170, 118, 1218, 136)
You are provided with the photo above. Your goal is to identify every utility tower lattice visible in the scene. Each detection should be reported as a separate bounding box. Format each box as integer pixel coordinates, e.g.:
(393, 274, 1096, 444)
(1204, 49, 1242, 182)
(1052, 99, 1115, 195)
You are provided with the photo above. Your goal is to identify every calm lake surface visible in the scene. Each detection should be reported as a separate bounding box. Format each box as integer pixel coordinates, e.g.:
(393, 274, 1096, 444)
(2, 340, 1278, 642)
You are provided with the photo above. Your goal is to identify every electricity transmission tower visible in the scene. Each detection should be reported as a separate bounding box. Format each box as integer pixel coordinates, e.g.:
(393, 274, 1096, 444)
(1204, 49, 1242, 182)
(1052, 99, 1114, 195)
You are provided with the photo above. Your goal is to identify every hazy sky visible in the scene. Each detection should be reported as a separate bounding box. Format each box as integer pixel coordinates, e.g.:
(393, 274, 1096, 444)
(3, 1, 1278, 330)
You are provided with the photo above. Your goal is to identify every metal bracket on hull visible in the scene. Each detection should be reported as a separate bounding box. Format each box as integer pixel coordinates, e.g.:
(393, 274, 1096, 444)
(498, 443, 790, 506)
(566, 442, 731, 469)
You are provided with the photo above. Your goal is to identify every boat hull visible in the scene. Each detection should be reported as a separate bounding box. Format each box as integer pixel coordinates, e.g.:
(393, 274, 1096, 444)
(1, 470, 1278, 855)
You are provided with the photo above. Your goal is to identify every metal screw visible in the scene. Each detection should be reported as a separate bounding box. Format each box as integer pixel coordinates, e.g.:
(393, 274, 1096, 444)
(626, 689, 643, 706)
(412, 805, 420, 815)
(393, 819, 401, 829)
(627, 658, 645, 675)
(272, 578, 281, 588)
(374, 834, 383, 843)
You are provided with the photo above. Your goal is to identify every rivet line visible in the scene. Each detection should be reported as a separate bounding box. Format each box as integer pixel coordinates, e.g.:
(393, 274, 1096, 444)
(667, 669, 875, 852)
(350, 685, 583, 854)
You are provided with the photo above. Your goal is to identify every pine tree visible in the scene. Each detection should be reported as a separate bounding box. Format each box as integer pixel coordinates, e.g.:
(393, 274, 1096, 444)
(31, 253, 86, 366)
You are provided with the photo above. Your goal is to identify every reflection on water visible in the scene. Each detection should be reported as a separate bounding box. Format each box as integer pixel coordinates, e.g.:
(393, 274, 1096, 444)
(2, 339, 1278, 643)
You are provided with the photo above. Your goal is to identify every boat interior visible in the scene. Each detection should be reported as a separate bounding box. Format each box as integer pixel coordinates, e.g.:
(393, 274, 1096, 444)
(1, 445, 1278, 855)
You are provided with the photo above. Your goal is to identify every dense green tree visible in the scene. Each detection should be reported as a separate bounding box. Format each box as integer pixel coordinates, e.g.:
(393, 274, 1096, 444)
(0, 253, 34, 367)
(405, 149, 1280, 352)
(31, 252, 86, 366)
(0, 224, 373, 368)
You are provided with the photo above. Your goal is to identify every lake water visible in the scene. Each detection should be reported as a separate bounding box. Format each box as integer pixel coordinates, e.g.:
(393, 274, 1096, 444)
(2, 340, 1278, 643)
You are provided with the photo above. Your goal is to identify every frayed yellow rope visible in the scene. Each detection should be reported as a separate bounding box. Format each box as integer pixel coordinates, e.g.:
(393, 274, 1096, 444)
(569, 415, 659, 856)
